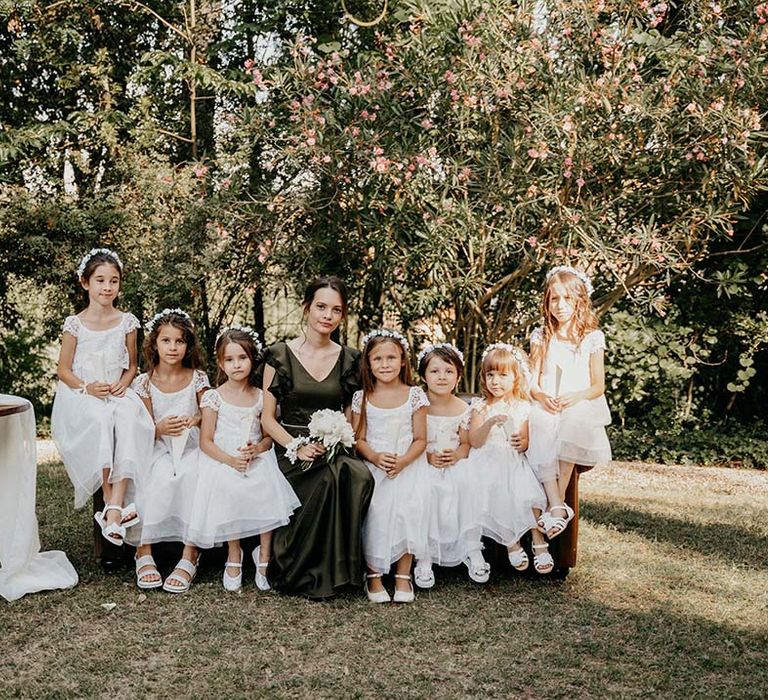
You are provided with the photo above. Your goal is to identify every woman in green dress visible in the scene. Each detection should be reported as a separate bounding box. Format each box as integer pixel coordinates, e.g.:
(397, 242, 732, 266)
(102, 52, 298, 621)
(260, 276, 375, 598)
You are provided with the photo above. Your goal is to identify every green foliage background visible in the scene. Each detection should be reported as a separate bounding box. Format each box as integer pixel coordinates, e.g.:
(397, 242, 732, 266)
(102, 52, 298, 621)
(1, 0, 767, 465)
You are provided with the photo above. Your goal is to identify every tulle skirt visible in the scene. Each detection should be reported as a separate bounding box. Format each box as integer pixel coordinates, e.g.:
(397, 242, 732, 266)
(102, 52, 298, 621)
(127, 437, 201, 546)
(423, 459, 480, 567)
(51, 382, 155, 509)
(528, 396, 612, 482)
(363, 455, 432, 573)
(186, 448, 300, 549)
(465, 443, 546, 547)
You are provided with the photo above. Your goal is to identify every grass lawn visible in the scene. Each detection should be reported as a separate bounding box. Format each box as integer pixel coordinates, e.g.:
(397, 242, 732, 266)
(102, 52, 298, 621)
(1, 458, 767, 699)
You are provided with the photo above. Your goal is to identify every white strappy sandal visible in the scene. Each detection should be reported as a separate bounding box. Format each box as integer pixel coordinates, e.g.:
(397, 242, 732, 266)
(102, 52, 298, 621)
(135, 554, 163, 590)
(252, 546, 271, 591)
(393, 574, 415, 603)
(364, 573, 391, 603)
(539, 503, 575, 539)
(463, 550, 491, 583)
(120, 502, 141, 529)
(223, 551, 243, 592)
(413, 560, 435, 589)
(507, 545, 530, 572)
(94, 504, 126, 546)
(532, 543, 555, 574)
(163, 557, 199, 594)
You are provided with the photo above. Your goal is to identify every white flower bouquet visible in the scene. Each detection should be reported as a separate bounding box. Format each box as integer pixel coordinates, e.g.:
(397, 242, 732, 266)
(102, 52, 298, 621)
(286, 409, 355, 471)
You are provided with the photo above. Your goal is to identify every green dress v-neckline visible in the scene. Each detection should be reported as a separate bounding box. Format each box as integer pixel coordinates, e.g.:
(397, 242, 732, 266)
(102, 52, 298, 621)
(285, 344, 343, 384)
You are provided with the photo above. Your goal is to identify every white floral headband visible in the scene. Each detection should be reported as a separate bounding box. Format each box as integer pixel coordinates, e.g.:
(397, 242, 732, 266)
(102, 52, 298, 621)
(481, 342, 532, 384)
(546, 265, 594, 297)
(361, 329, 410, 353)
(417, 342, 464, 366)
(76, 248, 123, 279)
(217, 324, 263, 352)
(145, 308, 192, 333)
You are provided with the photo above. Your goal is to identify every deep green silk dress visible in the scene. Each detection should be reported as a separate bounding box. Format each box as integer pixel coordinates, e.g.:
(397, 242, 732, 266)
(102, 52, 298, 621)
(262, 342, 374, 599)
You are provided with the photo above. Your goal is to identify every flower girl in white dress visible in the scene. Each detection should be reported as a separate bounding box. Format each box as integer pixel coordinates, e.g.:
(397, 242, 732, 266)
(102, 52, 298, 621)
(467, 344, 554, 575)
(52, 248, 154, 546)
(130, 309, 209, 592)
(414, 343, 487, 587)
(187, 327, 300, 592)
(352, 330, 431, 604)
(527, 267, 611, 539)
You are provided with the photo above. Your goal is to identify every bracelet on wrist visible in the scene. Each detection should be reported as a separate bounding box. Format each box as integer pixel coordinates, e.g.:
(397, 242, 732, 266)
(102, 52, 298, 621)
(285, 436, 311, 464)
(79, 381, 88, 396)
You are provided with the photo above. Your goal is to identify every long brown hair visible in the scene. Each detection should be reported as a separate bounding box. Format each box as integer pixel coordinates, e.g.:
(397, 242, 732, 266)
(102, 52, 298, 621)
(214, 329, 262, 387)
(536, 270, 598, 362)
(355, 333, 413, 441)
(143, 312, 203, 376)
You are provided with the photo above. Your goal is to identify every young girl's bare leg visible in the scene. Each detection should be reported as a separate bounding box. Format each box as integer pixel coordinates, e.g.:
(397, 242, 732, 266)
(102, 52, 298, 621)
(225, 540, 242, 579)
(531, 528, 554, 574)
(366, 565, 386, 593)
(558, 460, 576, 501)
(394, 553, 413, 593)
(392, 553, 415, 603)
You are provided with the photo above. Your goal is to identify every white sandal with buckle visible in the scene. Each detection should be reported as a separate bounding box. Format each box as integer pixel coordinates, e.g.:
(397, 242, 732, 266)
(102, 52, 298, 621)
(365, 573, 391, 603)
(507, 545, 529, 572)
(541, 503, 575, 539)
(135, 554, 162, 590)
(252, 545, 270, 591)
(532, 543, 555, 574)
(94, 504, 126, 546)
(223, 551, 243, 592)
(163, 557, 199, 594)
(393, 574, 415, 603)
(463, 550, 491, 583)
(413, 561, 435, 589)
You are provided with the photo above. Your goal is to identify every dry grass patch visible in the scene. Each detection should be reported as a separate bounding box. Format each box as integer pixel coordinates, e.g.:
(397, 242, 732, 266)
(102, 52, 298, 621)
(0, 460, 766, 698)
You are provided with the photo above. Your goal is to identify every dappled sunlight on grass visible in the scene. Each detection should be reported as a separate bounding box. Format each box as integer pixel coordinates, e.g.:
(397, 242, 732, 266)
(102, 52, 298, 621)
(1, 459, 766, 697)
(576, 520, 768, 633)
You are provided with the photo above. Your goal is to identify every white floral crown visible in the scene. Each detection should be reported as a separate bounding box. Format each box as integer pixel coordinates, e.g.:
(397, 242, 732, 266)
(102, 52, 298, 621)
(417, 342, 464, 366)
(217, 324, 263, 352)
(481, 342, 532, 384)
(145, 308, 192, 333)
(76, 248, 123, 279)
(361, 329, 409, 353)
(546, 265, 594, 297)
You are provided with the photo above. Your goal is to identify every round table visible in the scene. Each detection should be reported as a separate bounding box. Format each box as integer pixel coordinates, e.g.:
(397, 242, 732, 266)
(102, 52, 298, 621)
(0, 394, 78, 601)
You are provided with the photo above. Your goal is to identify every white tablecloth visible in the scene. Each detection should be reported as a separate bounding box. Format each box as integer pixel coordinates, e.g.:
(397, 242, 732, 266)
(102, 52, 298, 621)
(0, 394, 78, 601)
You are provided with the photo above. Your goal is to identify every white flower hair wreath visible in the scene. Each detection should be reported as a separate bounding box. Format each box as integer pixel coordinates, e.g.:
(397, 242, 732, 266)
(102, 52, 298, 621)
(481, 342, 532, 385)
(546, 265, 594, 297)
(217, 324, 263, 352)
(145, 308, 192, 333)
(76, 248, 123, 279)
(417, 342, 464, 366)
(361, 328, 409, 353)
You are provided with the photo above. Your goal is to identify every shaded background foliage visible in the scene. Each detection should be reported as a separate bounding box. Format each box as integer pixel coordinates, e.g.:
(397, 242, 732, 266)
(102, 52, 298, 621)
(1, 0, 767, 465)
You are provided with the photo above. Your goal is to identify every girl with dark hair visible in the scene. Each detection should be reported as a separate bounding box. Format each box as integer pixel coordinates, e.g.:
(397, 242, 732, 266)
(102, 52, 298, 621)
(188, 327, 300, 593)
(130, 308, 209, 592)
(415, 343, 487, 587)
(260, 276, 374, 599)
(351, 329, 431, 604)
(52, 248, 154, 546)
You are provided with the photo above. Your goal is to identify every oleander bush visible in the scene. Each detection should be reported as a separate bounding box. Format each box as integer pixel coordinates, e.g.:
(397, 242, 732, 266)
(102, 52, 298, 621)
(1, 0, 767, 463)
